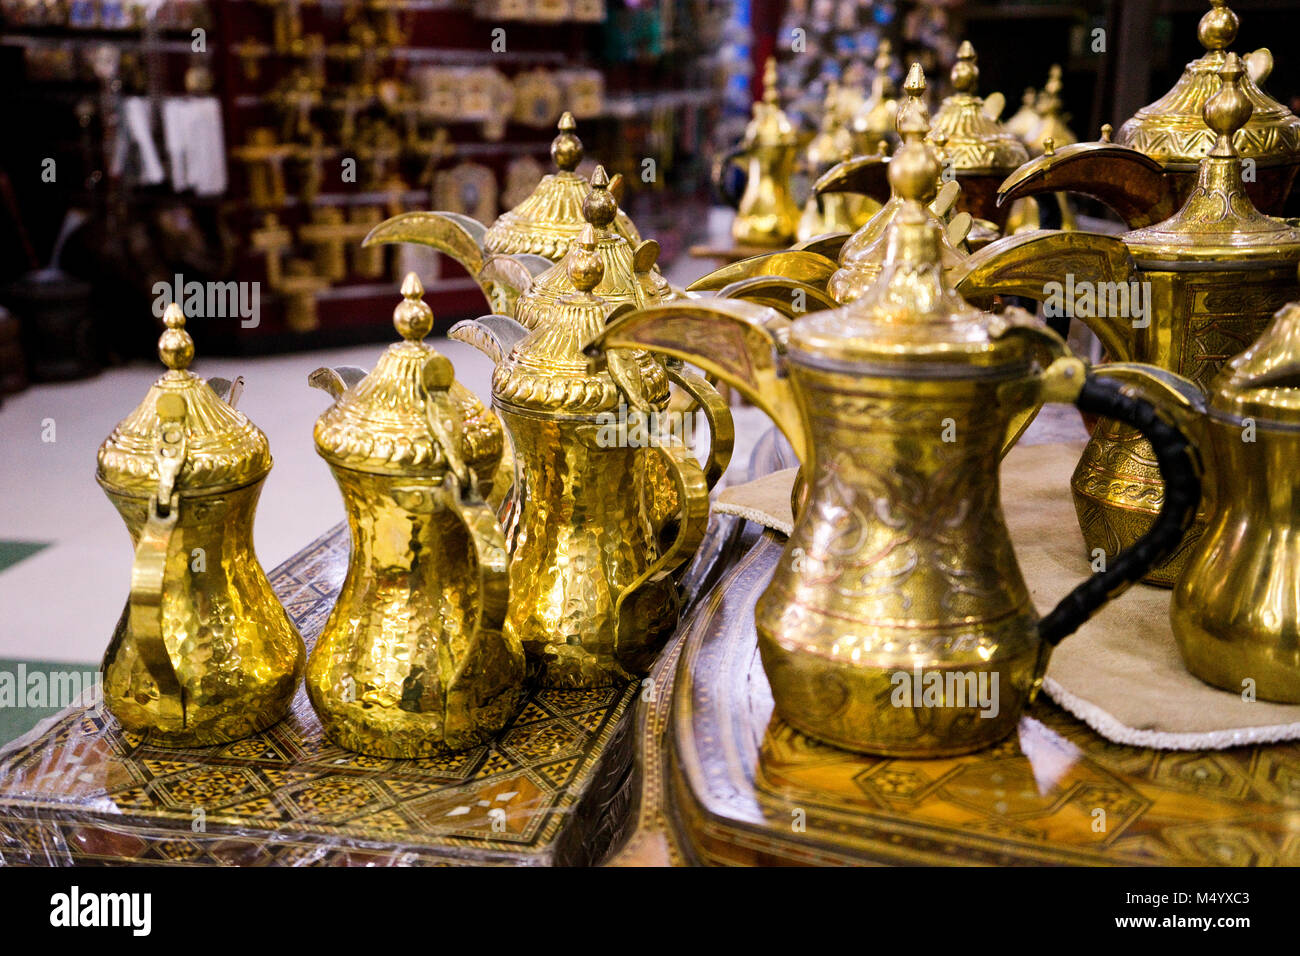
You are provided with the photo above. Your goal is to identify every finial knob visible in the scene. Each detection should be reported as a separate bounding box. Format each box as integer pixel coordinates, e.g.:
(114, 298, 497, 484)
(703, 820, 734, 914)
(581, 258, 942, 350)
(762, 57, 779, 106)
(951, 41, 978, 95)
(1199, 0, 1239, 53)
(567, 224, 604, 294)
(394, 271, 434, 341)
(1044, 137, 1056, 156)
(1205, 52, 1251, 156)
(551, 111, 583, 172)
(582, 165, 617, 230)
(904, 62, 926, 99)
(159, 303, 194, 371)
(896, 63, 930, 141)
(1100, 123, 1113, 143)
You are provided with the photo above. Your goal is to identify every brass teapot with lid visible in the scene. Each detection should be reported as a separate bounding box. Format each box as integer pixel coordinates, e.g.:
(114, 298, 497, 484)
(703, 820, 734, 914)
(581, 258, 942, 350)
(306, 274, 523, 756)
(999, 1, 1300, 226)
(363, 112, 647, 316)
(588, 136, 1202, 757)
(97, 305, 305, 747)
(449, 176, 733, 687)
(726, 58, 801, 247)
(851, 40, 901, 155)
(955, 55, 1300, 584)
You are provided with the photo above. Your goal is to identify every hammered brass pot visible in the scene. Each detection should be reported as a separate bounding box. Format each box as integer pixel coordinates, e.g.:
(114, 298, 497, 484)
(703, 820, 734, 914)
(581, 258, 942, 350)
(306, 275, 523, 757)
(97, 305, 304, 747)
(589, 143, 1202, 757)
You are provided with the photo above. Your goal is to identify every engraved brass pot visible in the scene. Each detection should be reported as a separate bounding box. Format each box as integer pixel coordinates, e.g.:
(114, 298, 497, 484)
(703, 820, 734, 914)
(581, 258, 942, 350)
(589, 141, 1202, 757)
(97, 306, 305, 747)
(955, 56, 1300, 585)
(1162, 299, 1300, 703)
(452, 181, 733, 687)
(728, 58, 801, 247)
(999, 1, 1300, 226)
(306, 275, 523, 756)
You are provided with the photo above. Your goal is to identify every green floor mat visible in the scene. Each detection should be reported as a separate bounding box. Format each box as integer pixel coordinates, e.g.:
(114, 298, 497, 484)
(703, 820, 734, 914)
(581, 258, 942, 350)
(0, 658, 98, 747)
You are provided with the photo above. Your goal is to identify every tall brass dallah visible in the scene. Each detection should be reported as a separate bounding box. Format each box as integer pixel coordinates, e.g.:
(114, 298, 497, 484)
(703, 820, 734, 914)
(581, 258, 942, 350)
(306, 275, 523, 756)
(731, 58, 801, 247)
(451, 181, 732, 687)
(588, 136, 1202, 757)
(955, 55, 1300, 584)
(97, 305, 305, 746)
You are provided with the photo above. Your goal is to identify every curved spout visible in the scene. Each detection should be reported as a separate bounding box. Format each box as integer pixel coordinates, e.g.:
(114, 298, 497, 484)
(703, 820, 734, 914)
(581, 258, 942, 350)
(951, 229, 1136, 362)
(686, 250, 838, 294)
(997, 143, 1176, 229)
(363, 210, 488, 273)
(447, 314, 529, 365)
(717, 276, 838, 317)
(308, 365, 369, 401)
(585, 299, 807, 461)
(814, 154, 890, 203)
(793, 231, 853, 262)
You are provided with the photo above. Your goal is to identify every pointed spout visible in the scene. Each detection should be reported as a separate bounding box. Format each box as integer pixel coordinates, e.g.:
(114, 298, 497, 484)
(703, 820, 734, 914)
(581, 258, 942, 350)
(447, 314, 529, 365)
(308, 365, 368, 401)
(584, 299, 808, 461)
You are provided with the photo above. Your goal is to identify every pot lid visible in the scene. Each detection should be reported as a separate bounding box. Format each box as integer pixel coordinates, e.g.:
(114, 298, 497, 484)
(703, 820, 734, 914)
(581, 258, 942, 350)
(1123, 55, 1300, 264)
(482, 112, 642, 260)
(514, 165, 667, 330)
(1115, 0, 1300, 170)
(313, 274, 498, 481)
(929, 42, 1029, 174)
(97, 304, 271, 498)
(1210, 292, 1300, 424)
(495, 225, 669, 414)
(793, 122, 1033, 371)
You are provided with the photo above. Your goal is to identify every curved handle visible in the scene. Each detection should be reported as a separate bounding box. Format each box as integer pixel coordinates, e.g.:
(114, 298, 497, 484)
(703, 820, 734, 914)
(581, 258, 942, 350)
(1028, 360, 1203, 697)
(664, 363, 734, 489)
(614, 439, 710, 662)
(711, 143, 747, 208)
(441, 473, 511, 684)
(128, 394, 190, 726)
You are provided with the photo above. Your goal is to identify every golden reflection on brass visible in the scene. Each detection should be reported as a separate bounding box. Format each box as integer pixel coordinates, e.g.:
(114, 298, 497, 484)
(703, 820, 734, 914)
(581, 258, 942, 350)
(730, 58, 801, 247)
(589, 132, 1197, 756)
(97, 306, 305, 747)
(1171, 298, 1300, 703)
(452, 173, 731, 687)
(306, 274, 522, 757)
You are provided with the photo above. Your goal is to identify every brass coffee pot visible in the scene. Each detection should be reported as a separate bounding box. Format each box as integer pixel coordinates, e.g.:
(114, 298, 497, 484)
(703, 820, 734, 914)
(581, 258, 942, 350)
(796, 83, 876, 242)
(306, 274, 523, 756)
(1166, 296, 1300, 703)
(363, 112, 645, 315)
(999, 1, 1300, 226)
(851, 41, 900, 155)
(955, 55, 1300, 584)
(450, 190, 732, 687)
(588, 138, 1202, 757)
(729, 58, 801, 247)
(97, 305, 305, 747)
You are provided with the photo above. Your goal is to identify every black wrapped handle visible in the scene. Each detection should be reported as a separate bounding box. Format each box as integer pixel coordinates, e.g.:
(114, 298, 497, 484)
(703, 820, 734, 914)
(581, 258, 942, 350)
(710, 144, 746, 209)
(1036, 373, 1202, 647)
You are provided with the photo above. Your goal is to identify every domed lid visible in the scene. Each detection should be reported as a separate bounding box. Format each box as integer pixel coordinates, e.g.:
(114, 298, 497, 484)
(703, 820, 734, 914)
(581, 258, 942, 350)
(1210, 288, 1300, 425)
(1116, 1, 1300, 170)
(794, 130, 1033, 372)
(743, 58, 798, 150)
(1124, 55, 1300, 264)
(929, 42, 1029, 174)
(482, 112, 642, 259)
(514, 165, 665, 330)
(97, 305, 271, 499)
(494, 225, 669, 414)
(313, 274, 479, 481)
